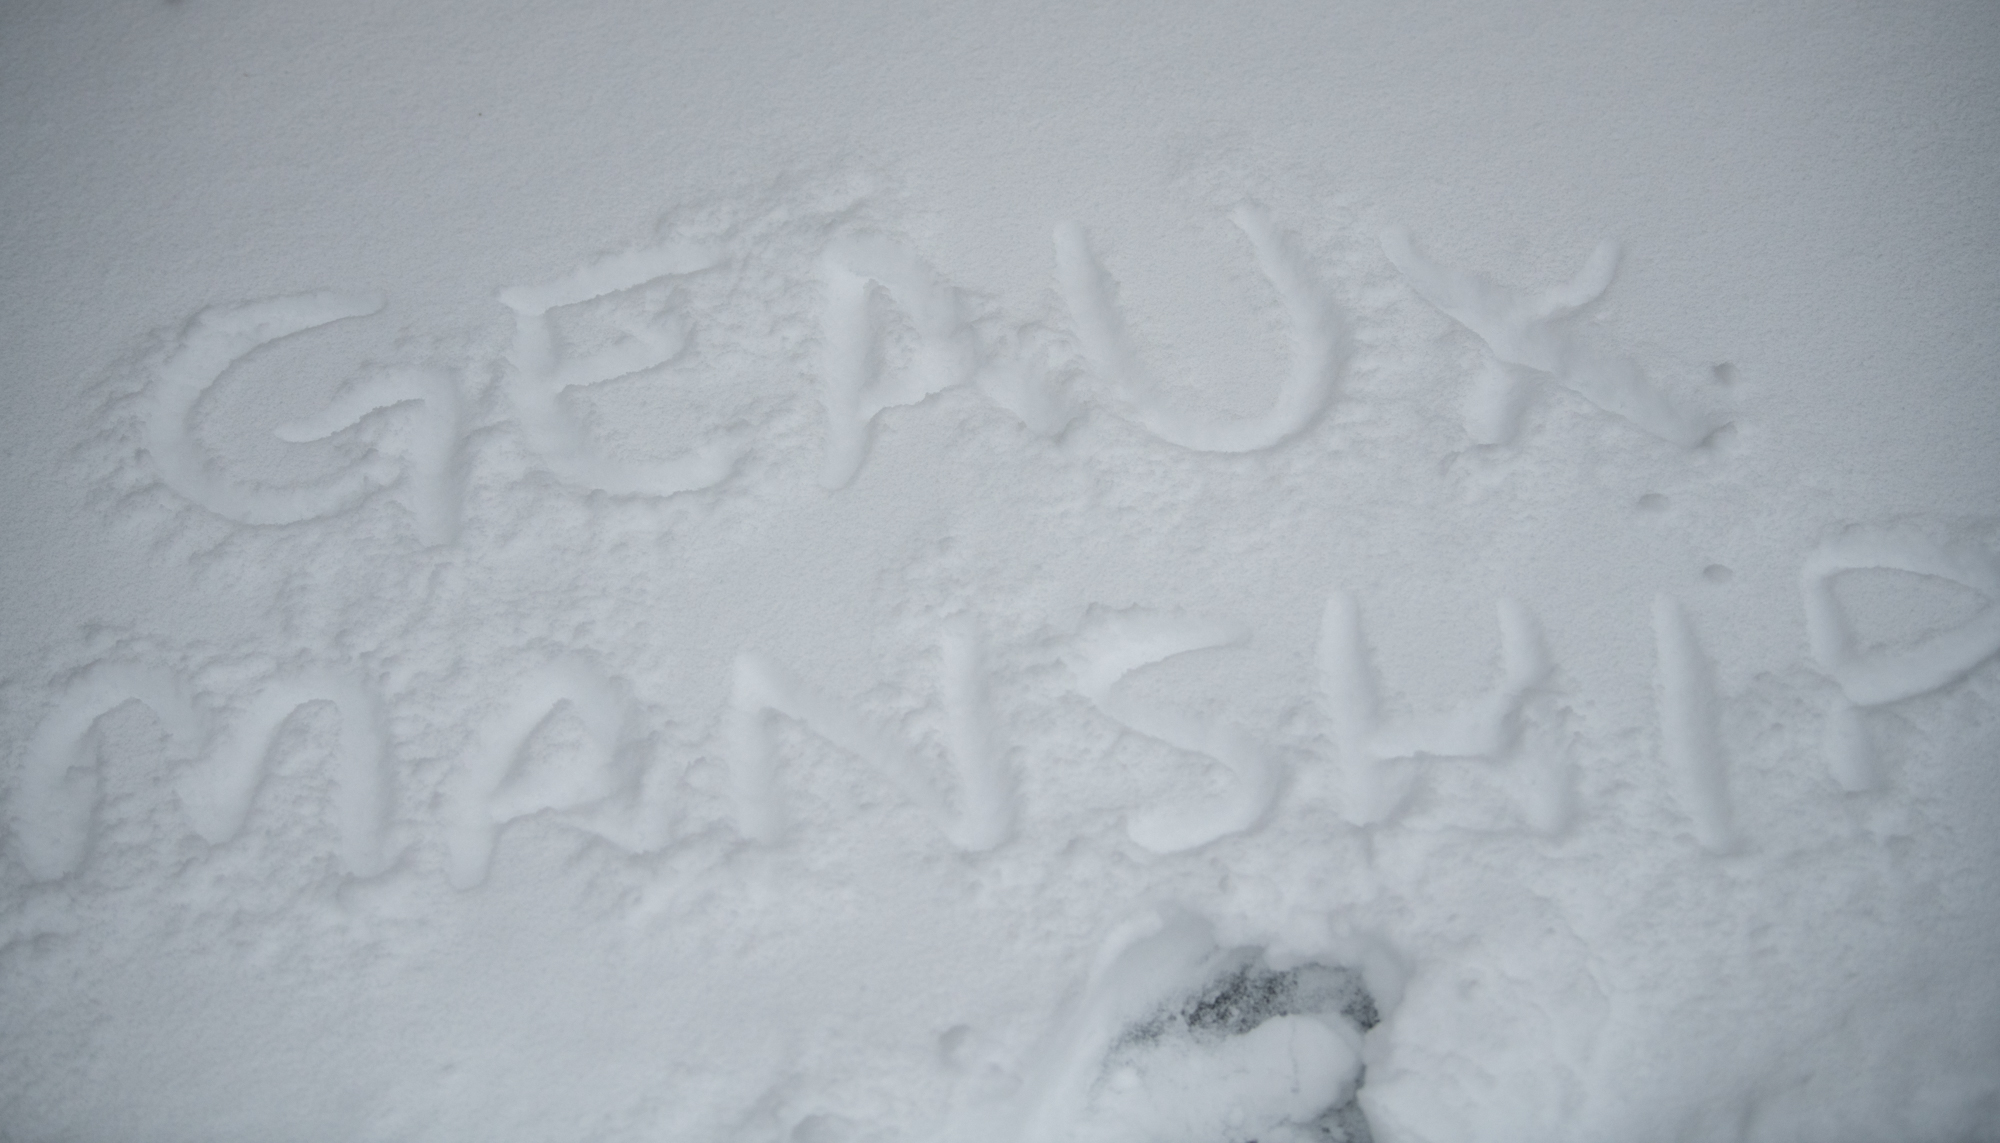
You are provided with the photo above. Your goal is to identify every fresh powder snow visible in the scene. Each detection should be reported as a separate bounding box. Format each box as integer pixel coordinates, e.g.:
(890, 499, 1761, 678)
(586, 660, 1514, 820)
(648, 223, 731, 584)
(2, 1, 1998, 1140)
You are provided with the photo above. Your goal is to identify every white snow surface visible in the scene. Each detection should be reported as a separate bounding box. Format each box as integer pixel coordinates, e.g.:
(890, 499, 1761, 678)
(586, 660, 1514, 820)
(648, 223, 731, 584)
(3, 1, 1999, 1140)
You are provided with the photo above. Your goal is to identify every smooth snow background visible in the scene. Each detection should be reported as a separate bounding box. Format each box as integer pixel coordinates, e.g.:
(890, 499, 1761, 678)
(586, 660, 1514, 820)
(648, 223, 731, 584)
(1, 1, 1998, 1140)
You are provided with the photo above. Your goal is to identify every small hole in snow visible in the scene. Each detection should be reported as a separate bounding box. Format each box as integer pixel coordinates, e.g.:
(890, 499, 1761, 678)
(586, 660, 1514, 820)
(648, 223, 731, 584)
(1113, 951, 1380, 1142)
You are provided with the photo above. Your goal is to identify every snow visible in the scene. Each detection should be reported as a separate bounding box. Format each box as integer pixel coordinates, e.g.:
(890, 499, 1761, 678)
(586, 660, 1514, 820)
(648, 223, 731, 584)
(1380, 229, 1719, 447)
(1055, 206, 1349, 454)
(3, 0, 2000, 1140)
(1651, 595, 1734, 854)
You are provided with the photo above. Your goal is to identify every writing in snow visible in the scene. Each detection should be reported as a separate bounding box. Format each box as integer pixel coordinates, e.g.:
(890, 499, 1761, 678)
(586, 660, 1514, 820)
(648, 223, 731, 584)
(141, 208, 1729, 546)
(22, 207, 1989, 885)
(13, 523, 1998, 886)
